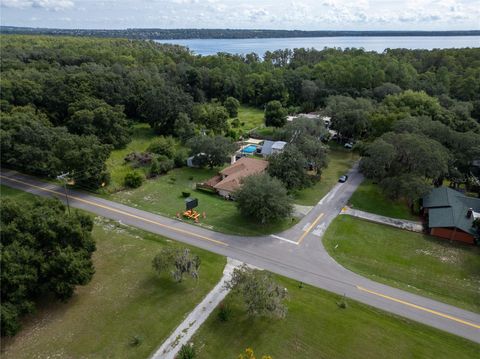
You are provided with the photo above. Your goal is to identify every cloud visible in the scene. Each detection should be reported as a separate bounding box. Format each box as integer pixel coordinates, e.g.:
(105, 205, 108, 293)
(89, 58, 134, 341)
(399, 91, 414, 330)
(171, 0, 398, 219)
(2, 0, 74, 11)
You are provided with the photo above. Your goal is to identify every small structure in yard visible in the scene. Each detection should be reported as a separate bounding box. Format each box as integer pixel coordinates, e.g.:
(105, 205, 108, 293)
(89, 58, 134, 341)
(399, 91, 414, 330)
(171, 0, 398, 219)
(422, 187, 480, 244)
(260, 140, 287, 157)
(183, 197, 200, 221)
(198, 157, 268, 199)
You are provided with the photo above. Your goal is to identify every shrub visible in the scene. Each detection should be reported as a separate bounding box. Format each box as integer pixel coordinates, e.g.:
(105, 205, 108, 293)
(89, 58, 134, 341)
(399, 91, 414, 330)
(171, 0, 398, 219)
(150, 156, 175, 176)
(231, 118, 240, 128)
(129, 335, 143, 347)
(124, 171, 144, 188)
(217, 301, 231, 322)
(182, 191, 191, 198)
(178, 344, 196, 359)
(174, 148, 189, 167)
(147, 136, 177, 158)
(337, 294, 348, 309)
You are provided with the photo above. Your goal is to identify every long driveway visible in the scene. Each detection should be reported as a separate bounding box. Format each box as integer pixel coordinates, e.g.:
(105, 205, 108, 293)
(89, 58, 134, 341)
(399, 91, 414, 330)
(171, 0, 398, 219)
(1, 167, 479, 344)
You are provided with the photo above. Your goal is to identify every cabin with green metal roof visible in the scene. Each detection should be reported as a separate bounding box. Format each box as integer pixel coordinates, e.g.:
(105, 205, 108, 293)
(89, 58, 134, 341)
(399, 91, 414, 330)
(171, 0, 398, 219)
(422, 187, 480, 244)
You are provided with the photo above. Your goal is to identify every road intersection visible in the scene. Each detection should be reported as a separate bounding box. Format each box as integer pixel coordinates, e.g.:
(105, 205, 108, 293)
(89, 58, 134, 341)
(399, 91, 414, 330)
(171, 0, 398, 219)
(1, 167, 479, 344)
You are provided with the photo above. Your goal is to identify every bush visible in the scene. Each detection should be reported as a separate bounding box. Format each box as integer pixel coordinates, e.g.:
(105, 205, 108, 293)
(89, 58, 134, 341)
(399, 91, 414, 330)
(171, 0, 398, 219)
(147, 136, 177, 158)
(178, 344, 196, 359)
(129, 335, 143, 347)
(231, 118, 240, 128)
(124, 171, 144, 188)
(337, 294, 348, 309)
(182, 191, 191, 198)
(174, 148, 189, 167)
(217, 301, 231, 322)
(150, 156, 175, 176)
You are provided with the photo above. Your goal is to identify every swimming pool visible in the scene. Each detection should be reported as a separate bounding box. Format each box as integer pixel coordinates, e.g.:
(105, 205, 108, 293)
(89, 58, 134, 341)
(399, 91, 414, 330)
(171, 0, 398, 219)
(242, 145, 257, 154)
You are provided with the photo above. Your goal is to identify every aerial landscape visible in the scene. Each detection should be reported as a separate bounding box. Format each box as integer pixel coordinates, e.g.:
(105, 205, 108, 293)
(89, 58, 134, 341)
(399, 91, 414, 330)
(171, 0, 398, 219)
(1, 0, 479, 358)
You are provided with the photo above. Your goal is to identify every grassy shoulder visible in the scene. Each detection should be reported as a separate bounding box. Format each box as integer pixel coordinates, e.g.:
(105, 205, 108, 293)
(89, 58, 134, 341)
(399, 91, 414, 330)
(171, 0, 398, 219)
(191, 274, 479, 359)
(109, 167, 297, 236)
(1, 185, 226, 359)
(349, 180, 418, 220)
(323, 215, 480, 313)
(294, 145, 359, 206)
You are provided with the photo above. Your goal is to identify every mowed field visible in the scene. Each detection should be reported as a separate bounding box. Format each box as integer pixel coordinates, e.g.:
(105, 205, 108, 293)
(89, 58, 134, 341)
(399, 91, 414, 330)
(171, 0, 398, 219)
(1, 186, 226, 359)
(191, 275, 480, 359)
(349, 180, 418, 220)
(323, 215, 480, 313)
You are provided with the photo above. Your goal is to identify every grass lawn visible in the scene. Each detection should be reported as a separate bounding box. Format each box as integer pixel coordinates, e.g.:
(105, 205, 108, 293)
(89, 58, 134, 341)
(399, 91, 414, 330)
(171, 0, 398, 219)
(1, 186, 226, 359)
(105, 123, 157, 192)
(323, 215, 480, 313)
(109, 167, 297, 236)
(349, 180, 418, 220)
(294, 145, 359, 206)
(234, 105, 265, 133)
(191, 275, 479, 359)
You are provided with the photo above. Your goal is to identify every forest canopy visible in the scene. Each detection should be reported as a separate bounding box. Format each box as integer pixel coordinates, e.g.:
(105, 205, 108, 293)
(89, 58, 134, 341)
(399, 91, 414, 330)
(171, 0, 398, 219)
(0, 35, 479, 192)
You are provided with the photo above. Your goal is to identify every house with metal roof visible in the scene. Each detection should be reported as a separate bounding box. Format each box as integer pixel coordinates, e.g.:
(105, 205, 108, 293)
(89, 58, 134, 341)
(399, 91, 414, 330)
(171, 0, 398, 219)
(422, 187, 480, 244)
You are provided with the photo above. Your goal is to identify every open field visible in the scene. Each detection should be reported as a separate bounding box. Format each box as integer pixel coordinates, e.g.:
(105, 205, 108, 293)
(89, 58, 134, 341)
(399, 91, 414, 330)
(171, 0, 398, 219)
(234, 105, 265, 133)
(109, 167, 297, 236)
(323, 215, 480, 313)
(349, 180, 418, 220)
(1, 186, 226, 359)
(191, 274, 479, 359)
(105, 123, 157, 192)
(294, 145, 359, 206)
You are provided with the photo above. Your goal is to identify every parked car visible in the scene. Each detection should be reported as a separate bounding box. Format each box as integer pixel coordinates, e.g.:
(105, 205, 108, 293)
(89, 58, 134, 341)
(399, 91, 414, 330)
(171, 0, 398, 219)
(344, 142, 353, 149)
(338, 175, 349, 183)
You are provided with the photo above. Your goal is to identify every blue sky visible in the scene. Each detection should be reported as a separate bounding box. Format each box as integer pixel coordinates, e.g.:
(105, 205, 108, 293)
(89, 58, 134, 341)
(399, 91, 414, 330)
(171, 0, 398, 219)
(1, 0, 479, 30)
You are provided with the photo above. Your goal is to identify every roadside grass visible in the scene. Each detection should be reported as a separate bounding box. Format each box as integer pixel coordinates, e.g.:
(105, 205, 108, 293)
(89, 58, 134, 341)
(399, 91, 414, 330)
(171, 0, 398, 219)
(323, 215, 480, 313)
(234, 105, 265, 133)
(191, 274, 479, 359)
(294, 145, 359, 206)
(105, 123, 157, 192)
(349, 180, 418, 220)
(1, 185, 226, 359)
(109, 167, 297, 236)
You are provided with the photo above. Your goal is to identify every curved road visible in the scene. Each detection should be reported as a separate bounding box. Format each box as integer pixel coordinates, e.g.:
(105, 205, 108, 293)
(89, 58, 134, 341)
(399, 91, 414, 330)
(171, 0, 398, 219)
(1, 167, 479, 344)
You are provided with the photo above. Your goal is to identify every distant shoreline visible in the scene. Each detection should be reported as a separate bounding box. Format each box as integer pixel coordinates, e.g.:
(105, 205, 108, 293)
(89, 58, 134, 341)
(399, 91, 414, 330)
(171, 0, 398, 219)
(1, 26, 479, 40)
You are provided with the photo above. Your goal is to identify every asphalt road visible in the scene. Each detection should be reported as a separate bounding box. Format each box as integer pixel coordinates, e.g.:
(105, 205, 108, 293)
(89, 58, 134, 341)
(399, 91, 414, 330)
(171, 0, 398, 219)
(1, 167, 479, 344)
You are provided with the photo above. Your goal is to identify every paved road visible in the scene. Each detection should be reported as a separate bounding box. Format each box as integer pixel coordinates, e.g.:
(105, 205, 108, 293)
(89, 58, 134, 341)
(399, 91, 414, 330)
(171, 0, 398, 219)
(1, 168, 479, 344)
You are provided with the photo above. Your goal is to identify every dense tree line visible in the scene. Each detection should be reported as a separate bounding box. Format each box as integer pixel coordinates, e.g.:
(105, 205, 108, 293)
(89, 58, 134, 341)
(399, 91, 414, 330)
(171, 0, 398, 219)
(1, 35, 479, 190)
(1, 198, 96, 336)
(2, 26, 479, 40)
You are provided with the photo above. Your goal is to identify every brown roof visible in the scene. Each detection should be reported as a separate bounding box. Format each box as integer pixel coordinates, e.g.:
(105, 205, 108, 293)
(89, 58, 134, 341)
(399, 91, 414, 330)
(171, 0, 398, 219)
(214, 157, 268, 193)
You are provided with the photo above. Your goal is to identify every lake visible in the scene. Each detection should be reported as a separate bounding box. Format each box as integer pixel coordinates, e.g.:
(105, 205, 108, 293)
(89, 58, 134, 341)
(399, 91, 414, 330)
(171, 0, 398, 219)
(156, 36, 480, 56)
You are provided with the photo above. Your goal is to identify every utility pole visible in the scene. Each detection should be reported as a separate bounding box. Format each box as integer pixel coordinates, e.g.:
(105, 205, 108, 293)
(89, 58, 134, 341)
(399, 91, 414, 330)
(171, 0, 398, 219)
(57, 172, 71, 215)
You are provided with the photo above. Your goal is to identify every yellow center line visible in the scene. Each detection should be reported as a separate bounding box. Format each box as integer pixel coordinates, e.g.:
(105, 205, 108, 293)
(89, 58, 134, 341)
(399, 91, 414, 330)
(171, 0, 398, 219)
(357, 285, 480, 330)
(297, 212, 324, 244)
(1, 175, 228, 247)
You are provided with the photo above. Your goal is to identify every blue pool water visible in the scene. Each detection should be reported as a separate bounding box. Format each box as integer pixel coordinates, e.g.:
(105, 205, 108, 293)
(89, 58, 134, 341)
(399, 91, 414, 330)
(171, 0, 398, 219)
(242, 145, 257, 154)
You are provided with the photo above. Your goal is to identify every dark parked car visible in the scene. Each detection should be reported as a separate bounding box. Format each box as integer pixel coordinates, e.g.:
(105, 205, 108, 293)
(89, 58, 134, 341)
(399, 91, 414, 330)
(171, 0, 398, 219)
(338, 175, 349, 183)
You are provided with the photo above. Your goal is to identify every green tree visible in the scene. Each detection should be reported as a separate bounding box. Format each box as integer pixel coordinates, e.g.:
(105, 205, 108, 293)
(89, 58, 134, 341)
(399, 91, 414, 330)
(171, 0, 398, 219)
(147, 136, 177, 158)
(1, 198, 95, 336)
(174, 112, 196, 142)
(224, 97, 240, 118)
(235, 173, 293, 224)
(186, 135, 236, 168)
(268, 145, 310, 190)
(264, 100, 287, 127)
(192, 103, 229, 133)
(152, 247, 201, 282)
(226, 265, 288, 318)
